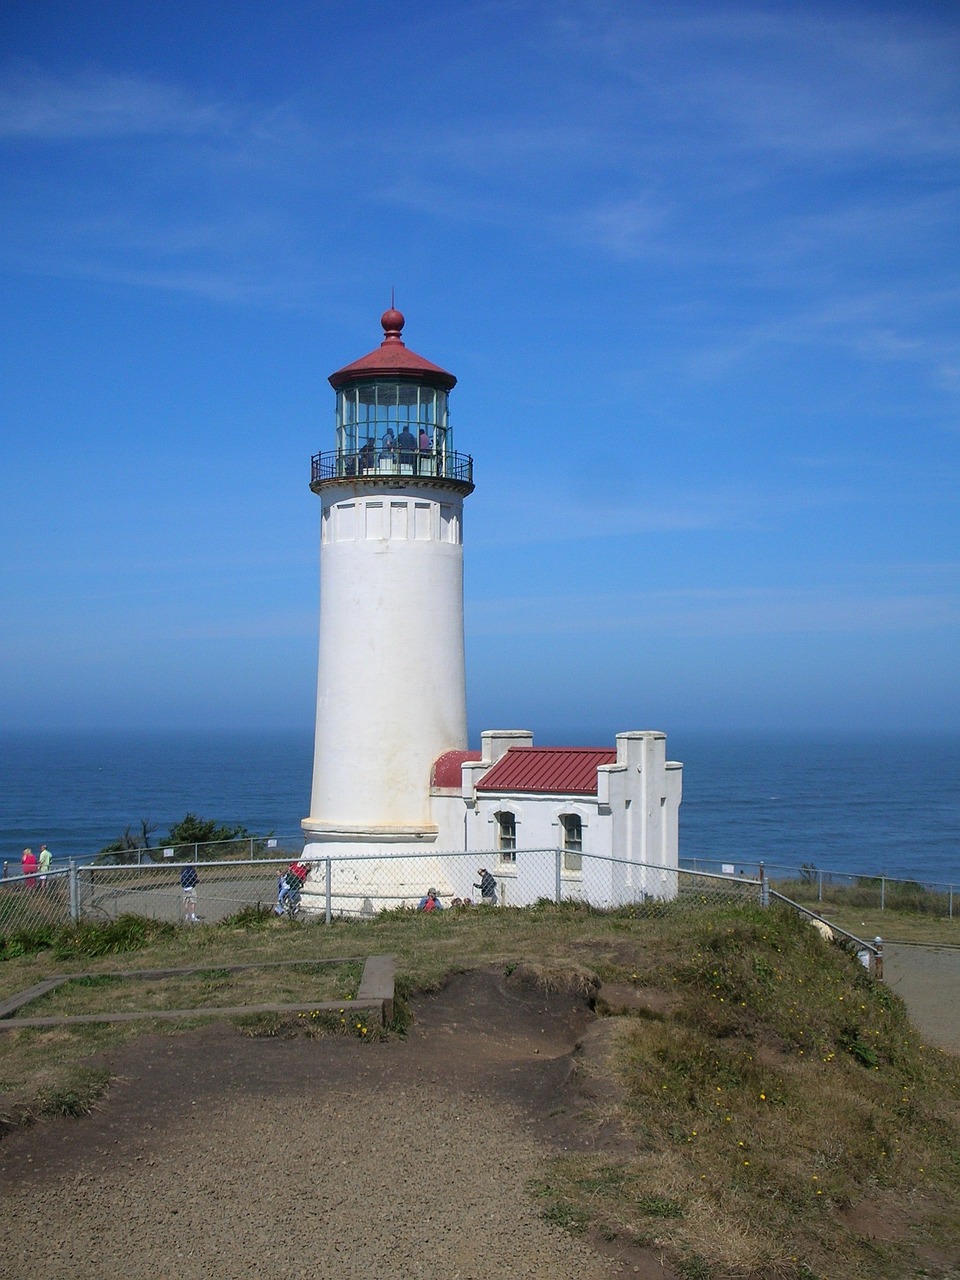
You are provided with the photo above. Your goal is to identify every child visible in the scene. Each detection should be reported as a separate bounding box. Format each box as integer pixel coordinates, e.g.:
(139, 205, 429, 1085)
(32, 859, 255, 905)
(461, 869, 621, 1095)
(276, 860, 310, 915)
(180, 864, 199, 923)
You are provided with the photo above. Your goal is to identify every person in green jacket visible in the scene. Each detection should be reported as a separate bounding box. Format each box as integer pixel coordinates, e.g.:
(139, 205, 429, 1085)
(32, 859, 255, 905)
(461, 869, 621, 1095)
(38, 844, 52, 888)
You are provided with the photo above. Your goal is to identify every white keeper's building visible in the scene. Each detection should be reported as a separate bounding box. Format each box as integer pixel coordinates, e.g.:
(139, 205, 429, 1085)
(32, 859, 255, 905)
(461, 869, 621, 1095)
(301, 308, 681, 910)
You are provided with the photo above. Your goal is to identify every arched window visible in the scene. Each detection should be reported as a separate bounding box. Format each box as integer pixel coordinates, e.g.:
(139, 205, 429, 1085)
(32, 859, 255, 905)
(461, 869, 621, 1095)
(495, 810, 516, 862)
(560, 813, 582, 871)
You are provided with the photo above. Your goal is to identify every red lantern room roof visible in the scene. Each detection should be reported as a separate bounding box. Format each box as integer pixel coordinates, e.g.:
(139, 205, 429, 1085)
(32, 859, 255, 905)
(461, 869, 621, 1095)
(328, 308, 457, 391)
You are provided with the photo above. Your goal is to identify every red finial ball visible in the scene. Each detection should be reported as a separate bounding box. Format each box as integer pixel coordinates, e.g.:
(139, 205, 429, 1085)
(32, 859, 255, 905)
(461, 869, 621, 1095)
(381, 307, 405, 338)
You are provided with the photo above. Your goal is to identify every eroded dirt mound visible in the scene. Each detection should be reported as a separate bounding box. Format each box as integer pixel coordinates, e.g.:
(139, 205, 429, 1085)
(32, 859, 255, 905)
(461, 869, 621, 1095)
(0, 966, 680, 1280)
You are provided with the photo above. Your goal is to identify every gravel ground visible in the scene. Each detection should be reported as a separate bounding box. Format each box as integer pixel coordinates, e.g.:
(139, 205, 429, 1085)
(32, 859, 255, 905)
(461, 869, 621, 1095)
(0, 971, 656, 1280)
(882, 942, 960, 1053)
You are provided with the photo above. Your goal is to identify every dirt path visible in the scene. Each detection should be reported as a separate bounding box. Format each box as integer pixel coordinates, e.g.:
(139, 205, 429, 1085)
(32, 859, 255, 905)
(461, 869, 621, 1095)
(882, 943, 960, 1054)
(0, 971, 669, 1280)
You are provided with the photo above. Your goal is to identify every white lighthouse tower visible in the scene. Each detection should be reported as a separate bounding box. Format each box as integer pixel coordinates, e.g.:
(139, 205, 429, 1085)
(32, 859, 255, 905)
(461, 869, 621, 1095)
(301, 307, 474, 856)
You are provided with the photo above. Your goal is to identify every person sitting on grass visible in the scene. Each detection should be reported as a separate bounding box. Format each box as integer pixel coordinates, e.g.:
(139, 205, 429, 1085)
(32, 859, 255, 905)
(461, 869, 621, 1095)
(417, 888, 443, 912)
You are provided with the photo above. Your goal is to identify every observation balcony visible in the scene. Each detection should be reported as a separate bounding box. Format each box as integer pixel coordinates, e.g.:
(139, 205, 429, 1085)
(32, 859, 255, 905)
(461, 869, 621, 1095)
(311, 447, 474, 494)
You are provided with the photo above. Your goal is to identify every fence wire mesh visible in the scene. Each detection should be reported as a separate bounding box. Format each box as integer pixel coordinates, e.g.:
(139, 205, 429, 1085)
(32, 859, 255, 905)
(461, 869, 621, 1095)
(0, 850, 766, 937)
(0, 870, 75, 936)
(684, 856, 960, 920)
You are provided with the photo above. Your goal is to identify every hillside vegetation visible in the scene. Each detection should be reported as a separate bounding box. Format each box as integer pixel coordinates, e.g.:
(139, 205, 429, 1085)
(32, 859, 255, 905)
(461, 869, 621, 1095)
(1, 901, 959, 1278)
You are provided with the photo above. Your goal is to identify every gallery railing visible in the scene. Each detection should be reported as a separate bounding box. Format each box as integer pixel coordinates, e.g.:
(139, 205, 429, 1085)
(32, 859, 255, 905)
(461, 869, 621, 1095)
(311, 448, 474, 486)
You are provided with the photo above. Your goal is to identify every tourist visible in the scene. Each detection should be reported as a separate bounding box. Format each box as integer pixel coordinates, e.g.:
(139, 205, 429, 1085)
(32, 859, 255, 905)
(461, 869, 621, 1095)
(276, 860, 309, 914)
(417, 888, 443, 912)
(397, 425, 416, 467)
(473, 868, 497, 905)
(180, 863, 199, 923)
(38, 844, 52, 888)
(21, 848, 38, 889)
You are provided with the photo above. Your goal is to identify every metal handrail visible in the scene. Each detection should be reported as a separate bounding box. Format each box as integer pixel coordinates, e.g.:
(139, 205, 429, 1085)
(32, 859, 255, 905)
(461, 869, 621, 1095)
(311, 448, 473, 485)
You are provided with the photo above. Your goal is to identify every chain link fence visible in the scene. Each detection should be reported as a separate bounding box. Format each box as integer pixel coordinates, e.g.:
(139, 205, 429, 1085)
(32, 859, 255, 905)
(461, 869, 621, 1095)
(0, 869, 76, 936)
(0, 849, 764, 937)
(684, 856, 960, 921)
(2, 850, 886, 975)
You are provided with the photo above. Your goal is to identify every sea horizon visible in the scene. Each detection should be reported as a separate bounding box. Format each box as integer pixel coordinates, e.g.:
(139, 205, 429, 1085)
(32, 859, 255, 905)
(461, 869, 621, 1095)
(1, 727, 958, 887)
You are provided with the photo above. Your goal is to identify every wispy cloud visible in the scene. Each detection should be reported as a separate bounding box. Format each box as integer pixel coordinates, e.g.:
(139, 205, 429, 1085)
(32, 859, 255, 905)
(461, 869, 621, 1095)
(0, 68, 232, 139)
(0, 67, 328, 303)
(566, 6, 960, 162)
(468, 584, 960, 639)
(474, 481, 854, 546)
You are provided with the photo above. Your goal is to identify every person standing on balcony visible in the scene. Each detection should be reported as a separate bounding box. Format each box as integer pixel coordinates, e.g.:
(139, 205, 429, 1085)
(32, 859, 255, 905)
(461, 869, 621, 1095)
(397, 425, 416, 468)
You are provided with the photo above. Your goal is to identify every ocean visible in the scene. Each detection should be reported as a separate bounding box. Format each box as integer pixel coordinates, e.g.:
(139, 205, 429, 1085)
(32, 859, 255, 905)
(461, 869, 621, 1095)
(1, 730, 958, 886)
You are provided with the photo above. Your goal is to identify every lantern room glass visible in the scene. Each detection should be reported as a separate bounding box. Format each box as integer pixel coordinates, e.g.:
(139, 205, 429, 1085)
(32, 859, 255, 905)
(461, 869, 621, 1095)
(336, 380, 450, 463)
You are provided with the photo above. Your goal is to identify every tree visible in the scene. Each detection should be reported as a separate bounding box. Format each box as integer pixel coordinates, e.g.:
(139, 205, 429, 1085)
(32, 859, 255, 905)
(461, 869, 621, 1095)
(96, 819, 157, 864)
(165, 814, 254, 859)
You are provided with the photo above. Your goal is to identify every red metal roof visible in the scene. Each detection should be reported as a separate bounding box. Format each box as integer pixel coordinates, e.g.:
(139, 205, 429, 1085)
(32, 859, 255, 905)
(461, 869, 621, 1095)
(476, 747, 617, 796)
(329, 309, 457, 391)
(431, 749, 482, 789)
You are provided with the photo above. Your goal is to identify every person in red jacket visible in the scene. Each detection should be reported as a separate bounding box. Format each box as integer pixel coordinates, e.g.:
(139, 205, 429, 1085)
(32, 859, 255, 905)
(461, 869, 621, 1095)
(20, 848, 38, 889)
(275, 860, 309, 914)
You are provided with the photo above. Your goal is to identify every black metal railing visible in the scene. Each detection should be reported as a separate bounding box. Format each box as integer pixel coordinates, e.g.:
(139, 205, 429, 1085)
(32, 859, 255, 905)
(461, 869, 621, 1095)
(311, 449, 474, 486)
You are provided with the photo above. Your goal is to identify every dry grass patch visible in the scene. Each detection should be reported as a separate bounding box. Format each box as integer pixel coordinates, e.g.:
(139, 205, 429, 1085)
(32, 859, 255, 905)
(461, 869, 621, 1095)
(14, 960, 362, 1019)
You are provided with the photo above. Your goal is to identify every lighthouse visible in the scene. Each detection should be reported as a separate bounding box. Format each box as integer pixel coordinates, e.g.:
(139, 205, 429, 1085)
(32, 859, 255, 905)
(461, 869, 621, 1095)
(301, 307, 682, 915)
(301, 308, 474, 854)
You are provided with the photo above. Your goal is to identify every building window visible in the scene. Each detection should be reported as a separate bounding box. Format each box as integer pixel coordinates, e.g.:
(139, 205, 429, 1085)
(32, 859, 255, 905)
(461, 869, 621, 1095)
(495, 811, 516, 862)
(561, 814, 582, 871)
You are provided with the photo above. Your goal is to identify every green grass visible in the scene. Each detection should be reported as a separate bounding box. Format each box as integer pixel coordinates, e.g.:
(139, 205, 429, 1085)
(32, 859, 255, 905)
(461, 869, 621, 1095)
(16, 959, 362, 1018)
(773, 878, 960, 944)
(1, 902, 959, 1278)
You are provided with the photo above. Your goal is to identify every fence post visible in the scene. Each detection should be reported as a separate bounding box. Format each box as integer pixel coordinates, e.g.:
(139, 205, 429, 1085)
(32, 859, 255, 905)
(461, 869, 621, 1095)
(950, 886, 954, 921)
(758, 861, 768, 908)
(325, 859, 332, 926)
(880, 876, 885, 911)
(555, 849, 562, 904)
(817, 869, 823, 903)
(69, 859, 79, 923)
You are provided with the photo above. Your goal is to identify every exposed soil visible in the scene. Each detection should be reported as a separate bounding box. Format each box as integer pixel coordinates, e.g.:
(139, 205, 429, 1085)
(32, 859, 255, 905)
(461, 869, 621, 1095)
(883, 942, 960, 1053)
(0, 969, 677, 1280)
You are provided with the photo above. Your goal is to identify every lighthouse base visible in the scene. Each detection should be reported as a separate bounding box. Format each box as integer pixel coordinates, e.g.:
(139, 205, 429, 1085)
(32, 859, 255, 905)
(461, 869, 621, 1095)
(298, 847, 461, 919)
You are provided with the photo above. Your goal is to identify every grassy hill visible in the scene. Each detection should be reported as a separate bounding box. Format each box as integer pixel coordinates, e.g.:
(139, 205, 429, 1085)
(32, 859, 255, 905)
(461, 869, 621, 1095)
(1, 901, 959, 1278)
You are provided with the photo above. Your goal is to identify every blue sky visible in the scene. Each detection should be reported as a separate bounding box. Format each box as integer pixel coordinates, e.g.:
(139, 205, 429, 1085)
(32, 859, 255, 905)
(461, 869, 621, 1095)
(1, 0, 958, 739)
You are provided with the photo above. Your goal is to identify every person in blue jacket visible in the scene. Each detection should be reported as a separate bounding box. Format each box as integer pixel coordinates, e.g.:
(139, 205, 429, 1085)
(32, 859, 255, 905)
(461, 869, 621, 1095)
(473, 868, 497, 905)
(179, 864, 199, 923)
(417, 888, 443, 912)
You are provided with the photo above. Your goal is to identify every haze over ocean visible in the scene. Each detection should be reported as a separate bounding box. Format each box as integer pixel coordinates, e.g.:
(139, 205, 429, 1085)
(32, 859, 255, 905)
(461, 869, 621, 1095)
(1, 730, 957, 886)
